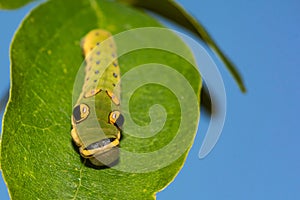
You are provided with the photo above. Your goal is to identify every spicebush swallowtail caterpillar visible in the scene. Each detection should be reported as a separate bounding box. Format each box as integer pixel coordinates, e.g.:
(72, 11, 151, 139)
(71, 29, 124, 166)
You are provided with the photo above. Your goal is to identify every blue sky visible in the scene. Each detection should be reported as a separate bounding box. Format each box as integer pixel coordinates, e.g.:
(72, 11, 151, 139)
(1, 0, 300, 199)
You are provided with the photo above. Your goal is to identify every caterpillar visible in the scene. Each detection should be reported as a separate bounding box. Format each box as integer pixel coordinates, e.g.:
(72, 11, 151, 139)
(71, 29, 124, 166)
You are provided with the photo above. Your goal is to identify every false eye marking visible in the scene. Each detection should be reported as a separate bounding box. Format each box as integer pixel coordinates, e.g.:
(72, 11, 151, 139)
(73, 103, 90, 124)
(108, 111, 124, 129)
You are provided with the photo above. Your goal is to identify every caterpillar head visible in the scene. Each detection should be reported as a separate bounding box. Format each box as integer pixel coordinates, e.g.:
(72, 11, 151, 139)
(81, 29, 113, 56)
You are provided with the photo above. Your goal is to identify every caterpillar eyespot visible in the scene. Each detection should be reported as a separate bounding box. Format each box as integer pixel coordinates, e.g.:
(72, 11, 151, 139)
(71, 29, 123, 167)
(72, 104, 90, 124)
(108, 110, 124, 129)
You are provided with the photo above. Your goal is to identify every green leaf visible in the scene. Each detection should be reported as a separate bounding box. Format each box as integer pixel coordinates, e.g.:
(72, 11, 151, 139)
(117, 0, 246, 92)
(0, 0, 35, 10)
(0, 0, 201, 199)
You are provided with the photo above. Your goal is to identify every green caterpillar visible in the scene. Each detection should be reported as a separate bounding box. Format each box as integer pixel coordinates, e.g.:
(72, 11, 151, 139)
(71, 29, 124, 166)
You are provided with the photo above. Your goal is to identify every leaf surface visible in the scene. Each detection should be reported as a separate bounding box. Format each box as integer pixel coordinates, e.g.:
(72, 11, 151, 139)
(0, 0, 201, 199)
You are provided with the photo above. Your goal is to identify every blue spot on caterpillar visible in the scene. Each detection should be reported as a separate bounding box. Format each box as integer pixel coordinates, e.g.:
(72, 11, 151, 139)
(71, 29, 123, 167)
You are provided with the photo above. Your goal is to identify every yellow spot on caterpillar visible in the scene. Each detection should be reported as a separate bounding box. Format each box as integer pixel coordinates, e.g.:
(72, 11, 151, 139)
(106, 90, 120, 105)
(81, 29, 112, 56)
